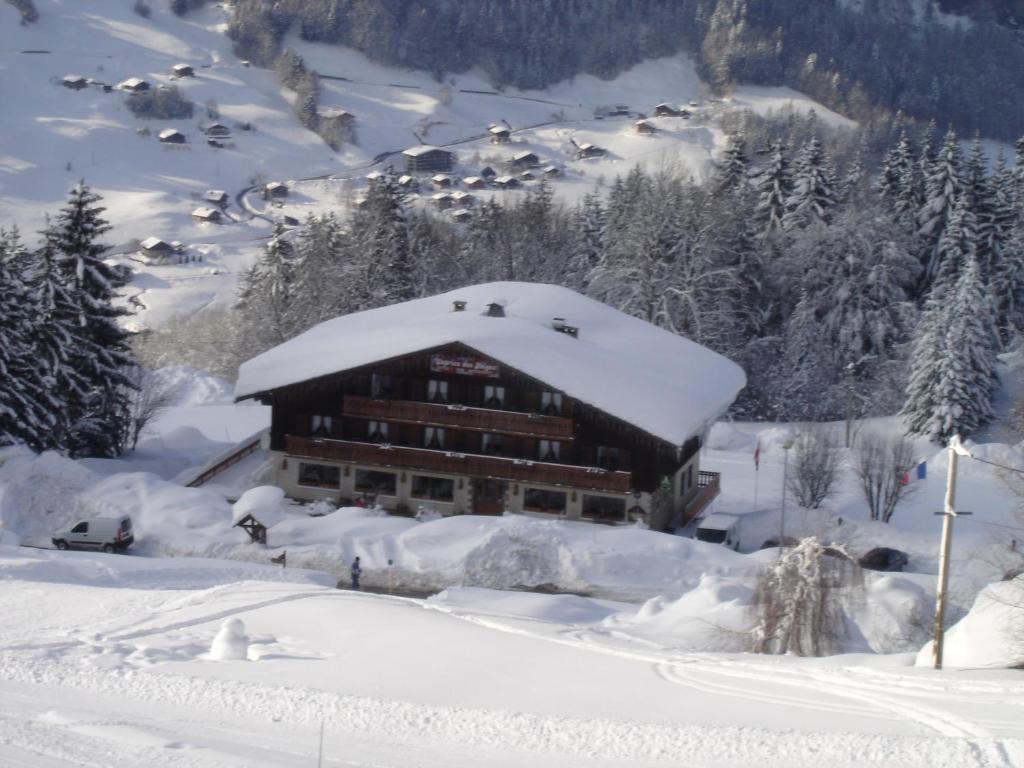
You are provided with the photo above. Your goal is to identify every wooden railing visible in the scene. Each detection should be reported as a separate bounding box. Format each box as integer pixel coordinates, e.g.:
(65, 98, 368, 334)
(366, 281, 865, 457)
(185, 429, 267, 488)
(681, 471, 721, 523)
(343, 395, 574, 440)
(285, 435, 632, 493)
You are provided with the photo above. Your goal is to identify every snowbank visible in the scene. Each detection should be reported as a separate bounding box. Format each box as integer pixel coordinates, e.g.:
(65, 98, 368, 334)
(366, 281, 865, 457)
(232, 485, 285, 525)
(916, 578, 1024, 668)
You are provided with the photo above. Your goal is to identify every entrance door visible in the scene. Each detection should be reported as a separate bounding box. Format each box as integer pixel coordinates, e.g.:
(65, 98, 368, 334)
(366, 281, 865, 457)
(472, 478, 507, 515)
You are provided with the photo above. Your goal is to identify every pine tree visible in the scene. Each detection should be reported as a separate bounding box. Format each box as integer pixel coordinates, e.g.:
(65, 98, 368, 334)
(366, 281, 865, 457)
(932, 197, 977, 292)
(901, 285, 951, 440)
(356, 167, 414, 305)
(48, 183, 134, 457)
(754, 140, 792, 236)
(877, 130, 919, 229)
(988, 156, 1024, 345)
(567, 192, 605, 291)
(917, 128, 965, 286)
(713, 132, 750, 196)
(0, 229, 53, 449)
(783, 136, 838, 229)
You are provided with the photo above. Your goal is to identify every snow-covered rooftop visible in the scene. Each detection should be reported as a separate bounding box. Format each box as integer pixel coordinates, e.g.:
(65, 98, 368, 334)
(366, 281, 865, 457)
(403, 144, 449, 157)
(235, 283, 746, 446)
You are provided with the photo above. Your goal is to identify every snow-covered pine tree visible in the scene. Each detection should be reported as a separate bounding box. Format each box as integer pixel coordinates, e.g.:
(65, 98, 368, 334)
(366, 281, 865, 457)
(567, 192, 605, 291)
(877, 130, 920, 229)
(0, 229, 54, 450)
(932, 196, 978, 293)
(932, 254, 998, 441)
(917, 127, 964, 285)
(753, 140, 791, 236)
(356, 167, 414, 306)
(903, 255, 997, 442)
(48, 182, 134, 457)
(713, 132, 750, 196)
(783, 136, 838, 229)
(989, 156, 1024, 345)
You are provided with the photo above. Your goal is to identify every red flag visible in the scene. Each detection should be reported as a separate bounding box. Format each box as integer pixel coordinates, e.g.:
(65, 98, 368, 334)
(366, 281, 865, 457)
(754, 440, 761, 471)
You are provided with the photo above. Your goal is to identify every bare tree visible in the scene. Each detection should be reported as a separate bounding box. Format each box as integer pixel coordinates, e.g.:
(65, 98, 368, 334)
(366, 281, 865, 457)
(121, 366, 181, 450)
(787, 426, 842, 509)
(853, 430, 916, 522)
(748, 537, 863, 656)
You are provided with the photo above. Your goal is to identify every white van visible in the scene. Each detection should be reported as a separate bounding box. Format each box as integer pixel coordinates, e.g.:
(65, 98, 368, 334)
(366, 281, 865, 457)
(52, 515, 134, 553)
(695, 513, 741, 551)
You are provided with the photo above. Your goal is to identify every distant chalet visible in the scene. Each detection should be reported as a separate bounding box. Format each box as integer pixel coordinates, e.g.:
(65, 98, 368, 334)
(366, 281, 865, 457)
(265, 181, 288, 199)
(488, 124, 510, 143)
(403, 145, 454, 174)
(62, 75, 89, 90)
(158, 128, 186, 144)
(205, 123, 231, 138)
(191, 207, 222, 223)
(234, 283, 745, 529)
(204, 189, 229, 206)
(118, 77, 150, 93)
(171, 63, 194, 78)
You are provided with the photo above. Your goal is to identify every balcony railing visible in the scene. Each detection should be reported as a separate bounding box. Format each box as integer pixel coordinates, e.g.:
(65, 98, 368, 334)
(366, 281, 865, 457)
(285, 435, 632, 493)
(342, 395, 574, 440)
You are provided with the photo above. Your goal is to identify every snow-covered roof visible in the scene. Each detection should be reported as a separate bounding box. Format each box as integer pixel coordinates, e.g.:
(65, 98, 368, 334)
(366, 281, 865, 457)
(403, 145, 450, 158)
(192, 207, 219, 219)
(365, 170, 384, 181)
(235, 283, 746, 447)
(463, 176, 483, 185)
(158, 128, 184, 140)
(140, 236, 170, 251)
(513, 151, 537, 160)
(118, 77, 148, 89)
(204, 189, 227, 201)
(489, 125, 509, 134)
(493, 175, 517, 185)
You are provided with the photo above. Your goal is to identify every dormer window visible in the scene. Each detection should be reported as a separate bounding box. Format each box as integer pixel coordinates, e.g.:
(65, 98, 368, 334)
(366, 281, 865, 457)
(371, 373, 393, 399)
(539, 440, 561, 462)
(484, 385, 505, 409)
(596, 446, 620, 471)
(311, 415, 333, 437)
(368, 420, 389, 443)
(424, 426, 445, 449)
(482, 433, 503, 454)
(428, 379, 449, 403)
(540, 391, 562, 416)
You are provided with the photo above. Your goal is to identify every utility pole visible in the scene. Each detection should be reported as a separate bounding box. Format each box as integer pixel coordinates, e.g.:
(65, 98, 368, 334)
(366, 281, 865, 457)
(931, 435, 971, 670)
(779, 434, 795, 546)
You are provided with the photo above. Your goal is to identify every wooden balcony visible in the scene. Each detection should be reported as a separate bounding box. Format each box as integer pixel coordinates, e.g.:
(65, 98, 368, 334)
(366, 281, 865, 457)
(680, 470, 721, 524)
(342, 395, 574, 440)
(285, 435, 632, 493)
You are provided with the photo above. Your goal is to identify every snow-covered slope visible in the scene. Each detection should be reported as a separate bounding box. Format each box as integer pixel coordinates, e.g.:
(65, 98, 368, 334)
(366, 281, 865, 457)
(1, 0, 857, 332)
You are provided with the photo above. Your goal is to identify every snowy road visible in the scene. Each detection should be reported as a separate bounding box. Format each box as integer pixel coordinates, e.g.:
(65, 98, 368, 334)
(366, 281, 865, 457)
(1, 549, 1022, 767)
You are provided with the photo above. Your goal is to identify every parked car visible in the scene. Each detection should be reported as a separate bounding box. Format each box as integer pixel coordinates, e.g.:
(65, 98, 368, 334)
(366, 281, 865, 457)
(694, 513, 741, 550)
(52, 515, 134, 553)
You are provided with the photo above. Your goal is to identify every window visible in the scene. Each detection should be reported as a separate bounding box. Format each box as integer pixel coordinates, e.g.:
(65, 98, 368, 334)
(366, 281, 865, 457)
(371, 373, 393, 399)
(538, 440, 561, 462)
(523, 488, 567, 514)
(596, 446, 620, 471)
(355, 469, 397, 495)
(424, 426, 445, 449)
(298, 462, 341, 489)
(311, 415, 333, 437)
(427, 379, 449, 403)
(483, 385, 505, 409)
(411, 474, 454, 501)
(481, 432, 504, 454)
(71, 521, 88, 534)
(687, 465, 694, 489)
(540, 391, 563, 415)
(581, 495, 627, 523)
(368, 420, 389, 443)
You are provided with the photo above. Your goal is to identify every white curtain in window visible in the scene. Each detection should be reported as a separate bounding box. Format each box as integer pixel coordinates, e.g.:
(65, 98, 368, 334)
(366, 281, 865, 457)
(541, 392, 562, 413)
(428, 380, 449, 402)
(539, 440, 560, 461)
(484, 385, 505, 407)
(369, 421, 388, 441)
(312, 415, 333, 436)
(425, 427, 445, 448)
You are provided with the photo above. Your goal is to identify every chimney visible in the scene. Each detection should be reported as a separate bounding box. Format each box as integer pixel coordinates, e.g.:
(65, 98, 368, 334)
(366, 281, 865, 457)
(452, 300, 467, 312)
(486, 302, 505, 318)
(551, 317, 566, 331)
(552, 318, 578, 338)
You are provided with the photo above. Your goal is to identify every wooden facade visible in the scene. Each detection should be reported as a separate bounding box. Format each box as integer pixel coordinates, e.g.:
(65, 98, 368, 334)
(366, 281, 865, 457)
(254, 341, 710, 527)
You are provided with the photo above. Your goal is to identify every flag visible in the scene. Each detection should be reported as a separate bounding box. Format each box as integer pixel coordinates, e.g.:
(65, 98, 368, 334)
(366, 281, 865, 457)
(754, 440, 761, 471)
(917, 460, 927, 480)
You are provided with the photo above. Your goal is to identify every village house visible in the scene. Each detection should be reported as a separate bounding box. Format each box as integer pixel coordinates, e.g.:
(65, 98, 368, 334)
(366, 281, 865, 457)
(204, 189, 229, 207)
(158, 128, 186, 144)
(542, 166, 562, 179)
(450, 190, 474, 206)
(518, 171, 536, 182)
(205, 123, 231, 138)
(480, 166, 497, 180)
(488, 124, 511, 144)
(403, 145, 455, 174)
(138, 237, 173, 263)
(191, 207, 222, 223)
(512, 150, 539, 168)
(234, 283, 745, 529)
(492, 175, 521, 190)
(318, 107, 354, 124)
(171, 63, 194, 78)
(118, 77, 150, 93)
(431, 192, 454, 210)
(451, 209, 472, 222)
(397, 175, 418, 190)
(265, 181, 288, 199)
(610, 105, 631, 116)
(576, 142, 606, 159)
(62, 75, 89, 90)
(365, 170, 385, 183)
(634, 119, 656, 135)
(653, 103, 681, 117)
(431, 174, 453, 189)
(463, 176, 487, 190)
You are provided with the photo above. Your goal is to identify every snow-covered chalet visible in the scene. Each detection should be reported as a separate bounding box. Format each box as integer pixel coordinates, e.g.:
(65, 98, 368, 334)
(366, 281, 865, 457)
(234, 283, 746, 529)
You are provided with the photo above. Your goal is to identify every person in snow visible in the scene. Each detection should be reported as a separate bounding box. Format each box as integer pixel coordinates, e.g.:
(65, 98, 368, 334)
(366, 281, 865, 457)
(350, 556, 362, 590)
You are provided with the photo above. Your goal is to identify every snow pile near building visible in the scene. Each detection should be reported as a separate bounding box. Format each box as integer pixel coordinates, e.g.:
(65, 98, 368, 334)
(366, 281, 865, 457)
(209, 617, 250, 661)
(916, 577, 1024, 668)
(232, 485, 286, 525)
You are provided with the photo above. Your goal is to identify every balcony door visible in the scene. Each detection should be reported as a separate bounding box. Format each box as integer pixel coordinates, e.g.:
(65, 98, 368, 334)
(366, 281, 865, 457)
(472, 478, 507, 515)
